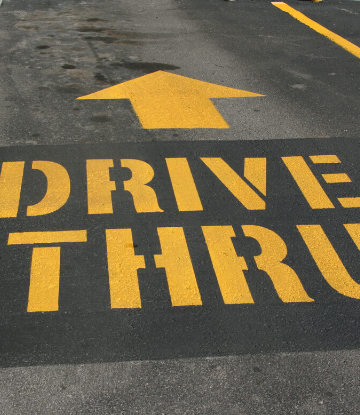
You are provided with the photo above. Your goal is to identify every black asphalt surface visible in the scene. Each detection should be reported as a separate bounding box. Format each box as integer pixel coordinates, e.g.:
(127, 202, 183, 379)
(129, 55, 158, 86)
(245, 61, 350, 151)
(0, 0, 360, 413)
(2, 137, 360, 367)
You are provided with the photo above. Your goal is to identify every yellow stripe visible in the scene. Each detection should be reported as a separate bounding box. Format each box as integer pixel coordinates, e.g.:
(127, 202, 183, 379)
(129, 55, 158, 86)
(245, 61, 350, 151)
(338, 197, 360, 208)
(27, 247, 61, 312)
(0, 162, 24, 218)
(8, 230, 87, 245)
(309, 155, 340, 164)
(272, 2, 360, 59)
(106, 229, 145, 309)
(322, 173, 351, 184)
(165, 158, 203, 212)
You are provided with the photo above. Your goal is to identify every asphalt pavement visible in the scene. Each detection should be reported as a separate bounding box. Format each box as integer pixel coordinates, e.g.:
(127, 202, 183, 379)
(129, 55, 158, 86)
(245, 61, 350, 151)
(0, 0, 360, 413)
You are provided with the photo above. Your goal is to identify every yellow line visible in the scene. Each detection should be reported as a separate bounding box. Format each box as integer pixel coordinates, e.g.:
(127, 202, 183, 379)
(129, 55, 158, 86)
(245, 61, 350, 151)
(8, 230, 87, 245)
(272, 2, 360, 59)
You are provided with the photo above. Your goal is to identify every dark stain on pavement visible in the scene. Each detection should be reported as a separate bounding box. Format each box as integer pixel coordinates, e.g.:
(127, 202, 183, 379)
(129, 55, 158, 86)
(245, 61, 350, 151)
(82, 36, 122, 44)
(94, 73, 116, 84)
(56, 85, 80, 94)
(62, 64, 76, 70)
(90, 115, 111, 123)
(110, 61, 180, 73)
(86, 18, 109, 23)
(77, 26, 106, 33)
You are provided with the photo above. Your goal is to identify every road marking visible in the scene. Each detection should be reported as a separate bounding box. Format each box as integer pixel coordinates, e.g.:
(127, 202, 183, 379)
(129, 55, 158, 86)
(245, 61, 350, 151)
(77, 71, 265, 129)
(165, 158, 203, 211)
(3, 140, 360, 364)
(8, 230, 87, 244)
(154, 227, 202, 307)
(338, 197, 360, 208)
(283, 155, 360, 209)
(201, 157, 266, 210)
(242, 225, 314, 303)
(27, 161, 71, 217)
(27, 247, 61, 312)
(322, 173, 351, 184)
(282, 156, 335, 209)
(12, 224, 360, 311)
(87, 159, 116, 214)
(298, 224, 360, 299)
(106, 228, 145, 309)
(107, 227, 203, 308)
(121, 159, 163, 212)
(202, 226, 253, 304)
(2, 155, 360, 219)
(3, 143, 360, 313)
(272, 2, 360, 59)
(310, 155, 341, 164)
(8, 231, 87, 312)
(0, 162, 24, 218)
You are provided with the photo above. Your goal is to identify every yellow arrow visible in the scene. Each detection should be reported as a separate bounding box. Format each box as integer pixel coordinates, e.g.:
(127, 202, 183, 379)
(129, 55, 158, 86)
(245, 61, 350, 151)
(77, 71, 265, 129)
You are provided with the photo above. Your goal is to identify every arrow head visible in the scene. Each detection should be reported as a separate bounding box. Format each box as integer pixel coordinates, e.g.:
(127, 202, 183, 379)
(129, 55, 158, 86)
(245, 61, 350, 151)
(77, 71, 265, 129)
(77, 71, 265, 100)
